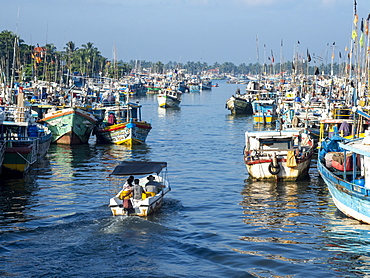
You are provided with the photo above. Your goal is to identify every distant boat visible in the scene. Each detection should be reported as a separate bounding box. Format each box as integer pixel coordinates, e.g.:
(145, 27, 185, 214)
(244, 129, 314, 181)
(225, 91, 253, 115)
(200, 78, 212, 90)
(157, 88, 182, 108)
(188, 82, 200, 92)
(40, 107, 97, 145)
(94, 102, 152, 146)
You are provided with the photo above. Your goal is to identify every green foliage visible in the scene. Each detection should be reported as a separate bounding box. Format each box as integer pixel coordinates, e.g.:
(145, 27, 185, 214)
(0, 29, 347, 84)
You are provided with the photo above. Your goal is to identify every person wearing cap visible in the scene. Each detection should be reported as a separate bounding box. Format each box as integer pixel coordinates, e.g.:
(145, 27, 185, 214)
(145, 175, 159, 197)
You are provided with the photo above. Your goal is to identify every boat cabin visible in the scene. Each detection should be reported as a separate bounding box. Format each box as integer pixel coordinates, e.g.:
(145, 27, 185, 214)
(246, 130, 302, 155)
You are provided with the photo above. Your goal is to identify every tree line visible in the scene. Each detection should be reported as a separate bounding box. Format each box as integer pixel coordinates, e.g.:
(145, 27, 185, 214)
(0, 30, 343, 85)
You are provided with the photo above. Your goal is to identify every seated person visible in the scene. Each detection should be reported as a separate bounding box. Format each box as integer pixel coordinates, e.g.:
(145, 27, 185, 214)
(145, 176, 159, 197)
(145, 175, 162, 187)
(132, 179, 145, 200)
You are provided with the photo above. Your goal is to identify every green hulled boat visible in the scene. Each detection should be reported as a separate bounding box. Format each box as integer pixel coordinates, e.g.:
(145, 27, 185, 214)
(41, 107, 97, 144)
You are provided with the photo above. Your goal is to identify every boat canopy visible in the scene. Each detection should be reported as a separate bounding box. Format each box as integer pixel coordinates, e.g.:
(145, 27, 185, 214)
(111, 161, 167, 176)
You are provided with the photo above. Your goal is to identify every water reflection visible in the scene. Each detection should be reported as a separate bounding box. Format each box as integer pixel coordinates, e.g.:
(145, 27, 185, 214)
(157, 106, 181, 118)
(0, 177, 39, 233)
(240, 180, 310, 228)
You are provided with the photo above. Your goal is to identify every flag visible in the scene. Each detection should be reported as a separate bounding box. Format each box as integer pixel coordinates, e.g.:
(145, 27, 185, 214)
(339, 52, 342, 59)
(361, 18, 364, 32)
(366, 20, 369, 35)
(271, 50, 275, 63)
(307, 49, 311, 62)
(314, 67, 319, 75)
(354, 14, 358, 27)
(352, 30, 358, 39)
(360, 32, 365, 47)
(292, 62, 295, 70)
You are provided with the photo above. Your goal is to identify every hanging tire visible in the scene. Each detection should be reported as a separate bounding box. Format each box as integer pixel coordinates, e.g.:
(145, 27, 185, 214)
(268, 162, 280, 175)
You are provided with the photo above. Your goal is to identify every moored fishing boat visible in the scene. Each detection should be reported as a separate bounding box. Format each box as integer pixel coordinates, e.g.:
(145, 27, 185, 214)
(252, 99, 278, 124)
(317, 127, 370, 224)
(1, 121, 52, 174)
(243, 129, 314, 181)
(94, 102, 152, 146)
(108, 161, 171, 216)
(40, 107, 97, 144)
(157, 88, 182, 108)
(225, 89, 253, 115)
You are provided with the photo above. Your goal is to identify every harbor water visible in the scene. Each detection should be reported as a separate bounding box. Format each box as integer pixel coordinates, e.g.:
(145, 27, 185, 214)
(1, 81, 370, 277)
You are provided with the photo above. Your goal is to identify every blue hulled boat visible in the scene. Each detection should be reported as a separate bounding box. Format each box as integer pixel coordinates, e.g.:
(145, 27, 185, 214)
(318, 127, 370, 224)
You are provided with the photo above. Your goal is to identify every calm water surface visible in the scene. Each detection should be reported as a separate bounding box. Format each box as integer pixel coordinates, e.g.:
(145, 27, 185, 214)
(1, 81, 370, 277)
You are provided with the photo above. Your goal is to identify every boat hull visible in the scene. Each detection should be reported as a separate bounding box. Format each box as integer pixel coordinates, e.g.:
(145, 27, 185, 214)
(110, 191, 168, 216)
(2, 131, 52, 174)
(226, 97, 253, 115)
(253, 114, 278, 124)
(318, 158, 370, 224)
(246, 156, 312, 181)
(42, 108, 96, 145)
(95, 121, 152, 145)
(158, 95, 180, 108)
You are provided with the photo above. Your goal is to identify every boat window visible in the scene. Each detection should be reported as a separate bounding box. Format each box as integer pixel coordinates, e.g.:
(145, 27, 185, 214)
(130, 108, 138, 119)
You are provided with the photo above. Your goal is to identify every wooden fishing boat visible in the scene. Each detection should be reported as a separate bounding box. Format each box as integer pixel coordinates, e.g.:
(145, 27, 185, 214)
(157, 88, 182, 108)
(108, 161, 171, 216)
(317, 128, 370, 224)
(94, 102, 152, 146)
(1, 121, 52, 174)
(40, 107, 97, 145)
(225, 93, 253, 115)
(252, 99, 278, 124)
(0, 91, 52, 174)
(243, 129, 315, 181)
(200, 78, 212, 90)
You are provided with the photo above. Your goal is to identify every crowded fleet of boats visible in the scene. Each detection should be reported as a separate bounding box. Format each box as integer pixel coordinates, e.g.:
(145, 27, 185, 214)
(2, 3, 370, 221)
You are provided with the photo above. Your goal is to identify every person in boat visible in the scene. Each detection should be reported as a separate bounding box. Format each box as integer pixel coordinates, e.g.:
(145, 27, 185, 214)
(120, 177, 134, 213)
(107, 112, 117, 125)
(145, 175, 159, 196)
(123, 176, 134, 187)
(132, 179, 146, 201)
(145, 175, 165, 195)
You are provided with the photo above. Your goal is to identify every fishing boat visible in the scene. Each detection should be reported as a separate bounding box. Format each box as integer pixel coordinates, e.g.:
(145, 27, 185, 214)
(108, 161, 171, 216)
(94, 102, 152, 146)
(225, 89, 253, 115)
(243, 129, 315, 181)
(157, 88, 182, 108)
(0, 97, 52, 174)
(252, 99, 278, 124)
(40, 107, 97, 145)
(317, 126, 370, 224)
(200, 78, 212, 90)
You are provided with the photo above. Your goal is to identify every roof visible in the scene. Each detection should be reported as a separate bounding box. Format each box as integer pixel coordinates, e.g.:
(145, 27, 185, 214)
(110, 161, 167, 176)
(246, 129, 303, 139)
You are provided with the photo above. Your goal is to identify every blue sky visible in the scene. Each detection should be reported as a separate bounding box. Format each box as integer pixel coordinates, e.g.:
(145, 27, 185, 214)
(0, 0, 367, 65)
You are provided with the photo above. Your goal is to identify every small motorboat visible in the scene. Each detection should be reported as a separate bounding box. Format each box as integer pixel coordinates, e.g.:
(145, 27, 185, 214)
(108, 161, 171, 216)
